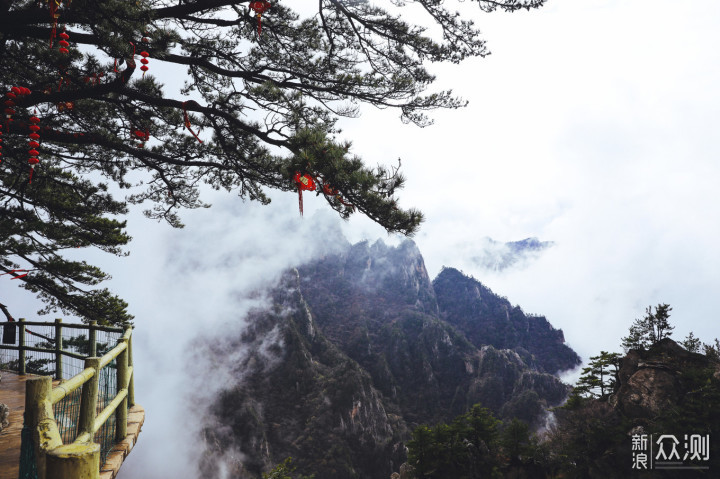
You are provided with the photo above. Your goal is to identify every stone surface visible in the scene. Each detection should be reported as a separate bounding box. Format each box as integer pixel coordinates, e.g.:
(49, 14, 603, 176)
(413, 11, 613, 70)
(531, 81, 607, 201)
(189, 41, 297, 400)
(610, 338, 718, 418)
(0, 403, 9, 434)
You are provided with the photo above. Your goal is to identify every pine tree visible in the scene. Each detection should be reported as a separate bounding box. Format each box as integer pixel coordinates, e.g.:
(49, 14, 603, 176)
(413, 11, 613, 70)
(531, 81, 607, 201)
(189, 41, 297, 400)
(681, 331, 702, 353)
(574, 351, 620, 399)
(0, 0, 546, 323)
(620, 303, 674, 352)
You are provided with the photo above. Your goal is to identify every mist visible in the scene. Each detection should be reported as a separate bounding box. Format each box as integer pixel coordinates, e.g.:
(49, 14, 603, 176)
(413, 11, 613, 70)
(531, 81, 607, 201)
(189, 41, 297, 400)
(112, 190, 371, 479)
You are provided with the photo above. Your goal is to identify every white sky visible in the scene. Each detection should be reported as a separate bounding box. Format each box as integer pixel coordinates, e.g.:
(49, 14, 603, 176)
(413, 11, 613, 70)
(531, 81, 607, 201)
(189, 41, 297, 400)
(5, 1, 720, 476)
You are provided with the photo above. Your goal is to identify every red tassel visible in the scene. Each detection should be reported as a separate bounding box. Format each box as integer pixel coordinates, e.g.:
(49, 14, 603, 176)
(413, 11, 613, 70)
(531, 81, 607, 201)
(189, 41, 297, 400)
(298, 187, 303, 216)
(182, 101, 204, 143)
(293, 172, 316, 216)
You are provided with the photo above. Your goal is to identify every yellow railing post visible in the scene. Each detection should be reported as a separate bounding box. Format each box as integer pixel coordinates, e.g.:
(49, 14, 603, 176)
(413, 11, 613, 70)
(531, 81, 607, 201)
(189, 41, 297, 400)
(19, 317, 26, 375)
(115, 335, 129, 440)
(55, 318, 63, 380)
(77, 357, 100, 439)
(127, 328, 135, 407)
(89, 320, 97, 358)
(46, 443, 100, 479)
(25, 376, 63, 479)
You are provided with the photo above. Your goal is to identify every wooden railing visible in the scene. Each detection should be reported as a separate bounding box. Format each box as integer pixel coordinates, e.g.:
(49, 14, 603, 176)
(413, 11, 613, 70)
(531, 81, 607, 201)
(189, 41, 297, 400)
(0, 319, 135, 479)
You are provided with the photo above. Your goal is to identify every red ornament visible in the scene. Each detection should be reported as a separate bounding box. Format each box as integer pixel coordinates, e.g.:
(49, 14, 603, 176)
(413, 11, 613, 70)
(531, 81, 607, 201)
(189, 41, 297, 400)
(57, 101, 74, 112)
(140, 51, 150, 76)
(133, 128, 150, 148)
(294, 172, 316, 216)
(182, 101, 203, 143)
(58, 28, 70, 54)
(48, 0, 63, 47)
(27, 115, 41, 183)
(249, 1, 271, 35)
(5, 87, 29, 125)
(1, 269, 29, 280)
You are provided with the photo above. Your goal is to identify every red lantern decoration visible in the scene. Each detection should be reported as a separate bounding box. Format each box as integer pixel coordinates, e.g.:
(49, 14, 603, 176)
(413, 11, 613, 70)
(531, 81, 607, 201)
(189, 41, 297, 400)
(5, 87, 30, 125)
(249, 1, 271, 36)
(58, 27, 70, 54)
(139, 51, 150, 76)
(28, 115, 41, 183)
(133, 128, 150, 148)
(294, 172, 316, 216)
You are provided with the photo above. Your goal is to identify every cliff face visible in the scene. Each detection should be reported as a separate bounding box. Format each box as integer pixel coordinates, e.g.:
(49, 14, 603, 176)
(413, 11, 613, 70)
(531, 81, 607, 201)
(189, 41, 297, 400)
(433, 267, 580, 374)
(610, 338, 720, 420)
(201, 269, 405, 479)
(201, 239, 580, 479)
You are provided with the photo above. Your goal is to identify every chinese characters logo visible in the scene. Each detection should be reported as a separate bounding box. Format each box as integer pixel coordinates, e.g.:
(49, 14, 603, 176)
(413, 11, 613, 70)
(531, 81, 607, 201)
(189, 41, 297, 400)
(632, 434, 710, 470)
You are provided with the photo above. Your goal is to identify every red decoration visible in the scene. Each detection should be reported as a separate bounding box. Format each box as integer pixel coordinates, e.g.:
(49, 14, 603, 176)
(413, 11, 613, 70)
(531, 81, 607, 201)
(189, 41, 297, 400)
(28, 115, 41, 183)
(57, 101, 74, 112)
(294, 172, 316, 216)
(140, 51, 150, 76)
(182, 101, 203, 143)
(133, 128, 150, 148)
(249, 1, 271, 35)
(1, 269, 29, 280)
(5, 87, 30, 126)
(316, 174, 355, 212)
(58, 27, 70, 54)
(48, 0, 62, 46)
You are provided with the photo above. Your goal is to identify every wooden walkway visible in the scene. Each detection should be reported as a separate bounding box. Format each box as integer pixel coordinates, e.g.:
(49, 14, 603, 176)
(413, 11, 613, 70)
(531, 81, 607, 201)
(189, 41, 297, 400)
(0, 370, 144, 479)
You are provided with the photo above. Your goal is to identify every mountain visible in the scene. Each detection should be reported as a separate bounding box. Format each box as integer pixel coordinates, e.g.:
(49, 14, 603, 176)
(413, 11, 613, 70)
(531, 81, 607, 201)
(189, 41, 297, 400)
(467, 237, 554, 272)
(200, 239, 580, 479)
(433, 267, 579, 374)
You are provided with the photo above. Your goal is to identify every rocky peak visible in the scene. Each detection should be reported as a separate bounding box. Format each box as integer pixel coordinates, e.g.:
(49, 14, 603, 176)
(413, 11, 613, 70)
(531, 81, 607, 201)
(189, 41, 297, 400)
(609, 338, 720, 419)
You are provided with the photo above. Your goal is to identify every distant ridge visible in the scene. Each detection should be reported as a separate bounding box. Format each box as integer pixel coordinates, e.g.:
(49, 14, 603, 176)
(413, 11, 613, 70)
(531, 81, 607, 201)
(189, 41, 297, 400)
(467, 237, 554, 272)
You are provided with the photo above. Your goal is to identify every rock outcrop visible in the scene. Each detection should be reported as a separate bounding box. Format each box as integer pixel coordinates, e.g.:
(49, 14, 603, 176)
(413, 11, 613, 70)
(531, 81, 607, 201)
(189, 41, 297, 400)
(609, 338, 720, 419)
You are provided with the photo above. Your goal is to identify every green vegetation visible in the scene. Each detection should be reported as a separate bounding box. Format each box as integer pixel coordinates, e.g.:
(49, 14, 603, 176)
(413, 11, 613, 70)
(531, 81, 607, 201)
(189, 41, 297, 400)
(574, 351, 621, 399)
(402, 304, 720, 478)
(405, 404, 547, 478)
(621, 303, 674, 352)
(263, 458, 314, 479)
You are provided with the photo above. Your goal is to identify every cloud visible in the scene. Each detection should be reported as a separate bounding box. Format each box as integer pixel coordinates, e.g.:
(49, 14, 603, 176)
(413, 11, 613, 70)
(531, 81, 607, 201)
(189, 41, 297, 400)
(115, 191, 350, 478)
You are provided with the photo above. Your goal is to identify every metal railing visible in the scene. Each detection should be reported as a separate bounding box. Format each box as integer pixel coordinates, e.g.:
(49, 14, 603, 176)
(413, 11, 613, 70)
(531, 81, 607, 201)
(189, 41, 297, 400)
(0, 318, 135, 479)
